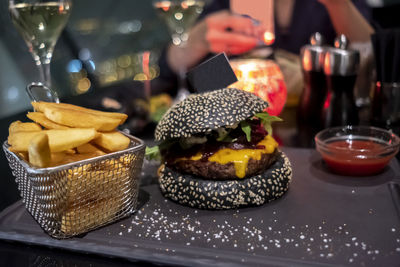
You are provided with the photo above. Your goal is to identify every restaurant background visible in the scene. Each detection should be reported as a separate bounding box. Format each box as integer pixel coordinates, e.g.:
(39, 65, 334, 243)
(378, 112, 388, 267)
(0, 0, 399, 210)
(0, 1, 399, 267)
(0, 0, 170, 119)
(0, 1, 400, 118)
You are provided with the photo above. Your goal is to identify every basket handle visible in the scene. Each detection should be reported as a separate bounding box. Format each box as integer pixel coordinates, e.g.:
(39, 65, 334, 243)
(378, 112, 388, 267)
(26, 82, 60, 104)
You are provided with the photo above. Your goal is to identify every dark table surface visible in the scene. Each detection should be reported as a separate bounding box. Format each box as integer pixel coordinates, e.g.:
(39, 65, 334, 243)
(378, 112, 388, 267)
(1, 147, 400, 267)
(0, 82, 399, 266)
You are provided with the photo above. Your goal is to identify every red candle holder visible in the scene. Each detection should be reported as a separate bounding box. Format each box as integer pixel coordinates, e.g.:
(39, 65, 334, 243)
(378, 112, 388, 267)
(229, 59, 287, 116)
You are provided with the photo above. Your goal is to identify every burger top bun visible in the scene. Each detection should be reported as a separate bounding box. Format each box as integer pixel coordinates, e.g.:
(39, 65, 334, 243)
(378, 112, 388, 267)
(155, 88, 269, 142)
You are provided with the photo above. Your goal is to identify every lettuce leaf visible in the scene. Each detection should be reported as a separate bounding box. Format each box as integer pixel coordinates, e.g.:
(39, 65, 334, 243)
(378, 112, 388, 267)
(254, 112, 282, 135)
(145, 146, 160, 161)
(240, 121, 252, 142)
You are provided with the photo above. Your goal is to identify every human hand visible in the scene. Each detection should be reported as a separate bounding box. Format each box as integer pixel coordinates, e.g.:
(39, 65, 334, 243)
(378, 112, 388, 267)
(195, 10, 266, 55)
(167, 10, 266, 74)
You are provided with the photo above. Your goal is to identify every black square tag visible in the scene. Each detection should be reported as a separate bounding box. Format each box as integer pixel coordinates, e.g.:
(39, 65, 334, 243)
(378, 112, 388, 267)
(186, 53, 238, 93)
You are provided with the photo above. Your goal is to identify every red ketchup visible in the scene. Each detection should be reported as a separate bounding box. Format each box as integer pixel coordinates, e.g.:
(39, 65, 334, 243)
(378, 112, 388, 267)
(321, 140, 392, 176)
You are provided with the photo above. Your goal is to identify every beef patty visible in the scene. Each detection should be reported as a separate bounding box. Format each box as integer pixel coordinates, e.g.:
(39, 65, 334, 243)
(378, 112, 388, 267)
(168, 149, 278, 180)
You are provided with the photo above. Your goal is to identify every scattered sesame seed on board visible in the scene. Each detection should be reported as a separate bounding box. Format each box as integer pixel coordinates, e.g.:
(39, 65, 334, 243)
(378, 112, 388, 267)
(108, 191, 400, 266)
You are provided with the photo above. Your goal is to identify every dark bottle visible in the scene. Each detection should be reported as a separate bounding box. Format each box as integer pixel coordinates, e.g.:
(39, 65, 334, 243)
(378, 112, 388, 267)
(298, 33, 327, 129)
(323, 35, 360, 128)
(371, 82, 400, 129)
(298, 70, 327, 127)
(324, 74, 359, 127)
(297, 33, 328, 146)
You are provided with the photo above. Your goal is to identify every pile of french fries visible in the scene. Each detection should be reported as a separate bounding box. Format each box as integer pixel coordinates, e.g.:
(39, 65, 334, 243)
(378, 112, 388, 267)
(6, 102, 138, 235)
(7, 101, 130, 168)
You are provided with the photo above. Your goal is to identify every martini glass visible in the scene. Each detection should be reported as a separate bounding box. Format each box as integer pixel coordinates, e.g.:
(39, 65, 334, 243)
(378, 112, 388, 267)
(9, 0, 71, 89)
(153, 0, 206, 102)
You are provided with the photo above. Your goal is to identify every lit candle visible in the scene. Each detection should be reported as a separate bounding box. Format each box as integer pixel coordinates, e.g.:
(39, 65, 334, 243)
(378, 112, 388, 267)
(229, 59, 287, 116)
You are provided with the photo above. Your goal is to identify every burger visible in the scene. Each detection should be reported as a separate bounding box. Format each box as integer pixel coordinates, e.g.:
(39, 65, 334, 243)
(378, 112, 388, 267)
(147, 88, 292, 209)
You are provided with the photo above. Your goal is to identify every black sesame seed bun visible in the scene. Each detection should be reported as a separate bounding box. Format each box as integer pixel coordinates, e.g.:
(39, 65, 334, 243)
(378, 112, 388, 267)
(158, 151, 292, 210)
(155, 88, 268, 142)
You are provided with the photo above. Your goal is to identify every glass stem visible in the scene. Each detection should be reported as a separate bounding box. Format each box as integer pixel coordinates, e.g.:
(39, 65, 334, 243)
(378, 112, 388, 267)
(30, 50, 59, 102)
(34, 47, 53, 88)
(177, 62, 187, 91)
(38, 62, 52, 88)
(174, 42, 190, 102)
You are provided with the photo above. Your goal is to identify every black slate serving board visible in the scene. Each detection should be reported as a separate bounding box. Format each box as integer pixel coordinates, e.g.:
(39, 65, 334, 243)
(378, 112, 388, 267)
(0, 147, 399, 267)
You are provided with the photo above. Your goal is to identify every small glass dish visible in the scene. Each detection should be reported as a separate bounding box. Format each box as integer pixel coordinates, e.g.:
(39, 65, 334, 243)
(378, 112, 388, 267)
(315, 126, 400, 176)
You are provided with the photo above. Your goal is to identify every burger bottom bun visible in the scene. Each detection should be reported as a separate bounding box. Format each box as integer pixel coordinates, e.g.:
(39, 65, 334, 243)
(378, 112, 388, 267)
(158, 151, 292, 210)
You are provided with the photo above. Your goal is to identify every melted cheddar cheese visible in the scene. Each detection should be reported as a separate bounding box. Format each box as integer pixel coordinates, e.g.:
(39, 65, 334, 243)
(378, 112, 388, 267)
(208, 135, 278, 178)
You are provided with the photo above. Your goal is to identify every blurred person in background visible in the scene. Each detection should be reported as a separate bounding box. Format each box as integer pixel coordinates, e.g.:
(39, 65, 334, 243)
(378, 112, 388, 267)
(159, 0, 374, 82)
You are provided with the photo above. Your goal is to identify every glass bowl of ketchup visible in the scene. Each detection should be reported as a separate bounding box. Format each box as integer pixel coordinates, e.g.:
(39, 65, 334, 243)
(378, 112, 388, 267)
(315, 126, 400, 176)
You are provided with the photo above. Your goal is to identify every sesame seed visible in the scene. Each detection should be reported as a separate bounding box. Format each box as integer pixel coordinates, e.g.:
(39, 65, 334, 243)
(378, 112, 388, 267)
(154, 88, 268, 142)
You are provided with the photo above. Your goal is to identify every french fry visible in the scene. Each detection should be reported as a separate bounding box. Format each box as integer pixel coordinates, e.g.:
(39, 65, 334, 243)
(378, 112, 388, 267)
(61, 197, 122, 235)
(61, 162, 132, 234)
(8, 131, 42, 152)
(98, 158, 125, 172)
(93, 131, 130, 152)
(32, 101, 128, 125)
(76, 143, 106, 155)
(50, 151, 67, 166)
(119, 154, 132, 166)
(9, 120, 41, 134)
(43, 106, 120, 132)
(65, 149, 76, 154)
(8, 128, 98, 152)
(17, 152, 29, 161)
(27, 112, 69, 129)
(54, 152, 105, 165)
(46, 128, 98, 152)
(28, 133, 51, 168)
(50, 151, 105, 167)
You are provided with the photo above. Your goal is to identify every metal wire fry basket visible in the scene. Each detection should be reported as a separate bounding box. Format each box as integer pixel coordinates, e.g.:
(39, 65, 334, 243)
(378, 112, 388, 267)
(2, 134, 145, 239)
